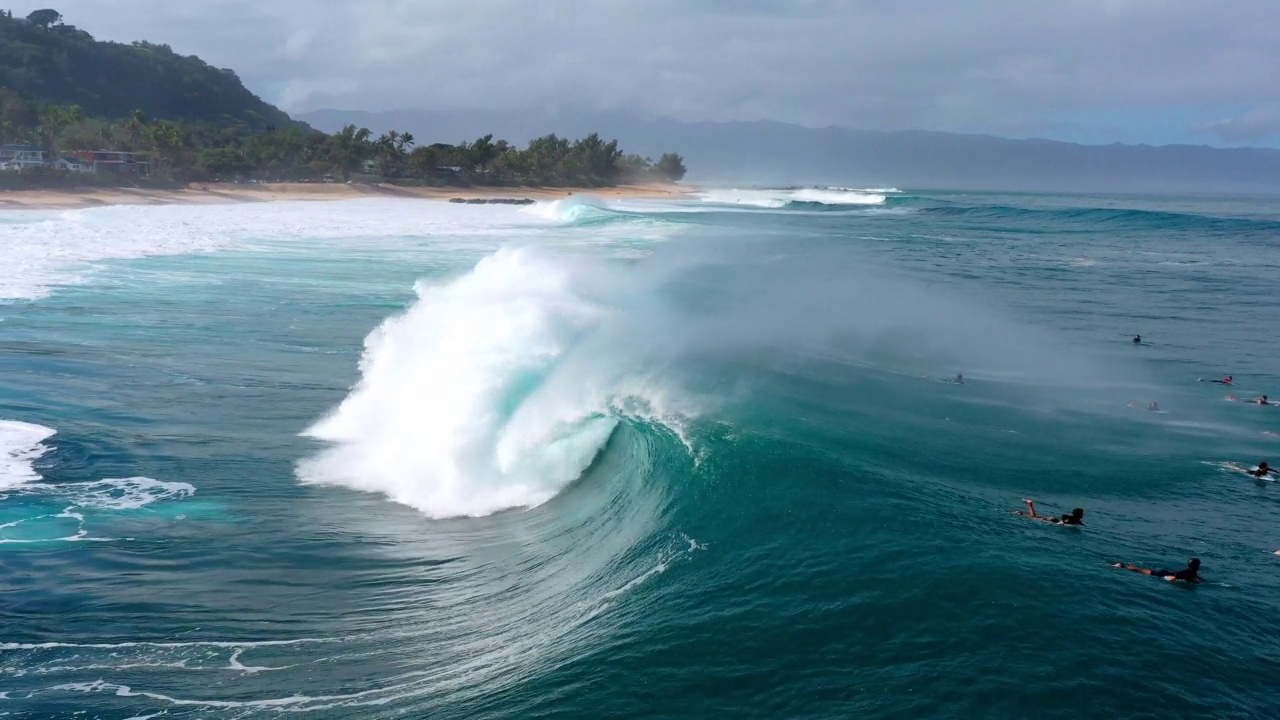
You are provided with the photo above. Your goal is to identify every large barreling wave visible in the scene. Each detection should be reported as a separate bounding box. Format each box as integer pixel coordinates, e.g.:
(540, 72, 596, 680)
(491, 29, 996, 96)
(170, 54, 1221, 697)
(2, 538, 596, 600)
(297, 245, 700, 518)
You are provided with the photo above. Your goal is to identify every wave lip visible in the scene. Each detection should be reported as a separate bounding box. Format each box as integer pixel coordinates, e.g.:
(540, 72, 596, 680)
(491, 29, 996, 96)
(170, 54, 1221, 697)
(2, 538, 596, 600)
(298, 246, 622, 518)
(0, 420, 55, 489)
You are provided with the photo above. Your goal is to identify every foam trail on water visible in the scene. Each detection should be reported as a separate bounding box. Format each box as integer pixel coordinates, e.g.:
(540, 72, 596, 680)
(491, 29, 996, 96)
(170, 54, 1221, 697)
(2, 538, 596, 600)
(697, 187, 888, 208)
(789, 188, 887, 205)
(0, 420, 55, 489)
(55, 476, 196, 509)
(299, 247, 639, 518)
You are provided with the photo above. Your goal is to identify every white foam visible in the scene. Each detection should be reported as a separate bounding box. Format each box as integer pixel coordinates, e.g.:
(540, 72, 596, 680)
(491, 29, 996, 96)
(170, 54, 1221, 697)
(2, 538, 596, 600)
(696, 187, 887, 208)
(0, 420, 55, 489)
(60, 476, 196, 509)
(299, 246, 698, 518)
(789, 188, 887, 205)
(0, 199, 531, 302)
(299, 247, 613, 517)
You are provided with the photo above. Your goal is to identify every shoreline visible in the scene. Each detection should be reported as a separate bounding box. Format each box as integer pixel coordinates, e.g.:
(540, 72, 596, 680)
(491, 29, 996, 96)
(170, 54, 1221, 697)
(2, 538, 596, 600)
(0, 181, 697, 210)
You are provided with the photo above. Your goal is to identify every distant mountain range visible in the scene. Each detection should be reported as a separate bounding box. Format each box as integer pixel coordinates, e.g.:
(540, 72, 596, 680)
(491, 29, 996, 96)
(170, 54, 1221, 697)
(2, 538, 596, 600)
(300, 108, 1280, 194)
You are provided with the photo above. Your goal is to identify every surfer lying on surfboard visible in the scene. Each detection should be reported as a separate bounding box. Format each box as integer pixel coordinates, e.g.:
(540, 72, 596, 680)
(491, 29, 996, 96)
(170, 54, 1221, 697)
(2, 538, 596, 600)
(1204, 375, 1233, 385)
(1113, 558, 1202, 583)
(1251, 461, 1275, 478)
(1014, 499, 1084, 525)
(1226, 395, 1273, 405)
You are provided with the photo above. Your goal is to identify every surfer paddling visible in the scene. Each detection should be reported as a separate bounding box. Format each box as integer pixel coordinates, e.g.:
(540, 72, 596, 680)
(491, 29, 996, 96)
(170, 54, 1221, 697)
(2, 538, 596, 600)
(1015, 499, 1084, 525)
(1204, 375, 1233, 385)
(1251, 461, 1275, 478)
(1133, 334, 1142, 344)
(1113, 558, 1202, 583)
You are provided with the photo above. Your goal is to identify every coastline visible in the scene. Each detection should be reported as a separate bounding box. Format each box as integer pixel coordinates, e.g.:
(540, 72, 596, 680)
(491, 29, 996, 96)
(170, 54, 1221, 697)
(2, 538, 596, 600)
(0, 181, 697, 210)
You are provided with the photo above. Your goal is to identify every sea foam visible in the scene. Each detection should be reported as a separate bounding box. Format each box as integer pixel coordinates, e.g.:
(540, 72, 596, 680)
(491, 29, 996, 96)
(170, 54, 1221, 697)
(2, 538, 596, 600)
(299, 246, 624, 518)
(697, 187, 888, 208)
(0, 419, 55, 488)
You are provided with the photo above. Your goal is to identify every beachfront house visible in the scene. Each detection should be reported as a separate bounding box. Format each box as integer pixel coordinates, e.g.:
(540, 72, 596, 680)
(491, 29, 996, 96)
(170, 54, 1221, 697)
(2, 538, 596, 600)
(70, 150, 149, 175)
(55, 156, 91, 172)
(0, 144, 46, 170)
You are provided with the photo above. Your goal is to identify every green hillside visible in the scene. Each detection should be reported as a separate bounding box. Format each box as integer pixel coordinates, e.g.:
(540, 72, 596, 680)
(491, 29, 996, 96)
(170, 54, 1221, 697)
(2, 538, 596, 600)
(0, 9, 685, 187)
(0, 8, 299, 130)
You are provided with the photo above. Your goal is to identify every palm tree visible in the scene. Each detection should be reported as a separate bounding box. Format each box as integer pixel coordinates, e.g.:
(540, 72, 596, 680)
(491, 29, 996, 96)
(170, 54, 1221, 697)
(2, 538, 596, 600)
(146, 120, 187, 171)
(329, 124, 372, 181)
(125, 109, 148, 149)
(38, 104, 85, 155)
(374, 131, 398, 177)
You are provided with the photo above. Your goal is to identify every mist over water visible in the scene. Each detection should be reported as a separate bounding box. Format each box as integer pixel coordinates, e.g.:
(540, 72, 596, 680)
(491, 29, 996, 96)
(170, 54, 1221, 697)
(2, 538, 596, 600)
(2, 189, 1279, 718)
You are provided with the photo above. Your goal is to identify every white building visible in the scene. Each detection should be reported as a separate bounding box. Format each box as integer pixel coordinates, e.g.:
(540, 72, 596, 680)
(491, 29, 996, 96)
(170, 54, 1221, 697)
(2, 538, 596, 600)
(55, 156, 91, 172)
(0, 144, 46, 170)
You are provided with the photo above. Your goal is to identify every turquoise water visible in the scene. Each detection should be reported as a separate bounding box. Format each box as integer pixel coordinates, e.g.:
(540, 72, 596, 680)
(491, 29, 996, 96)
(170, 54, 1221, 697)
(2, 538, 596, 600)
(2, 189, 1279, 718)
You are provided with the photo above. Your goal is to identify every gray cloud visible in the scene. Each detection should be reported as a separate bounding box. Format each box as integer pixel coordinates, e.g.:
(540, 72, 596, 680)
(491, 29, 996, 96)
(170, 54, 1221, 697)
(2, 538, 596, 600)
(26, 1, 1280, 144)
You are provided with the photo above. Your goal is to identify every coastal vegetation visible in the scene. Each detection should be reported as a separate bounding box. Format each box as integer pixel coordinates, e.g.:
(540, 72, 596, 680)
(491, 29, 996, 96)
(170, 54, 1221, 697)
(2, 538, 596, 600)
(0, 9, 686, 188)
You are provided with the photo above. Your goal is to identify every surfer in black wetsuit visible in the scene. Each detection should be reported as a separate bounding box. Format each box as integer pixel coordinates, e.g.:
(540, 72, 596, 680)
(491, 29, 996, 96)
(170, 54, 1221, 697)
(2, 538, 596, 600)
(1208, 375, 1233, 385)
(1015, 499, 1084, 525)
(1113, 558, 1202, 583)
(1133, 334, 1141, 344)
(1252, 461, 1275, 478)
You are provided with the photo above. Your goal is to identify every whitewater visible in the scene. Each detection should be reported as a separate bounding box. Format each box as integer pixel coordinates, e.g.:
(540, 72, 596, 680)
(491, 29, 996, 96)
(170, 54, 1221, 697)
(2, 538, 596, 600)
(2, 187, 1279, 719)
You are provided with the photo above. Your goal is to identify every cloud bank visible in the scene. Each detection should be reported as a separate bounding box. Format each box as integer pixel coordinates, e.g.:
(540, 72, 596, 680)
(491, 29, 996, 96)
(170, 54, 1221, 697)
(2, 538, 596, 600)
(31, 1, 1280, 145)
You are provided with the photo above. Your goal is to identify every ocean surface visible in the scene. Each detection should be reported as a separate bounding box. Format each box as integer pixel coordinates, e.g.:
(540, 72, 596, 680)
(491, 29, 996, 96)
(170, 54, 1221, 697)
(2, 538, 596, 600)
(2, 186, 1279, 719)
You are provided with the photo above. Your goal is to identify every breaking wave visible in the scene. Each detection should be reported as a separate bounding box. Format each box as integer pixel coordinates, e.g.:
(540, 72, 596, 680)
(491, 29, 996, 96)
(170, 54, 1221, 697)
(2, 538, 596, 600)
(298, 245, 699, 518)
(696, 186, 891, 209)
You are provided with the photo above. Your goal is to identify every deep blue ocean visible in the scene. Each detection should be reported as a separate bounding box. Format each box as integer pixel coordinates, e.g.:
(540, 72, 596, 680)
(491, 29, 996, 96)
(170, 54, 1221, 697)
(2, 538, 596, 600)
(2, 187, 1279, 719)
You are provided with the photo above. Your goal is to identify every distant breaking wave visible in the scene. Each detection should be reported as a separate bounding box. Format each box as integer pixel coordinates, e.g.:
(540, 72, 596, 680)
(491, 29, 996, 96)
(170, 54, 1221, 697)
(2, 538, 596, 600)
(696, 187, 894, 209)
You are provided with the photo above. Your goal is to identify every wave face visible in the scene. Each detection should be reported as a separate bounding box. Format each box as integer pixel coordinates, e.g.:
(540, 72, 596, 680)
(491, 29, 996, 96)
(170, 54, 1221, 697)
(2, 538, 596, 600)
(6, 190, 1280, 718)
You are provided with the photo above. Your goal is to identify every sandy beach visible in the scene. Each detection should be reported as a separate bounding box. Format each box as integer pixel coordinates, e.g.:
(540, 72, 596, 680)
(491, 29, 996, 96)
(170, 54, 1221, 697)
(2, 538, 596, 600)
(0, 181, 696, 210)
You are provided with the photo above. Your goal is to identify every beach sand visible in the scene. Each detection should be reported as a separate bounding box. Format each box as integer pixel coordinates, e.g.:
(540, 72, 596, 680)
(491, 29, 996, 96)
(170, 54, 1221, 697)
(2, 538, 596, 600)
(0, 181, 696, 210)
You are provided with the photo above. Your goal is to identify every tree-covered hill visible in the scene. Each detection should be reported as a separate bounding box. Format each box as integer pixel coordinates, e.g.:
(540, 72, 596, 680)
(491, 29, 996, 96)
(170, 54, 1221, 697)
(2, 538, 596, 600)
(0, 8, 299, 131)
(0, 8, 686, 188)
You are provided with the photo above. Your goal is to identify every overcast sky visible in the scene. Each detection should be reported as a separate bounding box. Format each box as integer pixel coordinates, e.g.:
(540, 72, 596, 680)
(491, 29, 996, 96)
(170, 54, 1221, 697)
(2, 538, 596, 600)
(27, 1, 1280, 146)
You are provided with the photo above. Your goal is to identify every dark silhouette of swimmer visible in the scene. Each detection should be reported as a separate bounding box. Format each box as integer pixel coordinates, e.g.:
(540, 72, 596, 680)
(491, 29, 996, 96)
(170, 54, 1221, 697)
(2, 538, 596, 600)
(953, 373, 964, 384)
(1113, 558, 1202, 583)
(1015, 499, 1084, 525)
(1253, 461, 1275, 478)
(1133, 334, 1141, 344)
